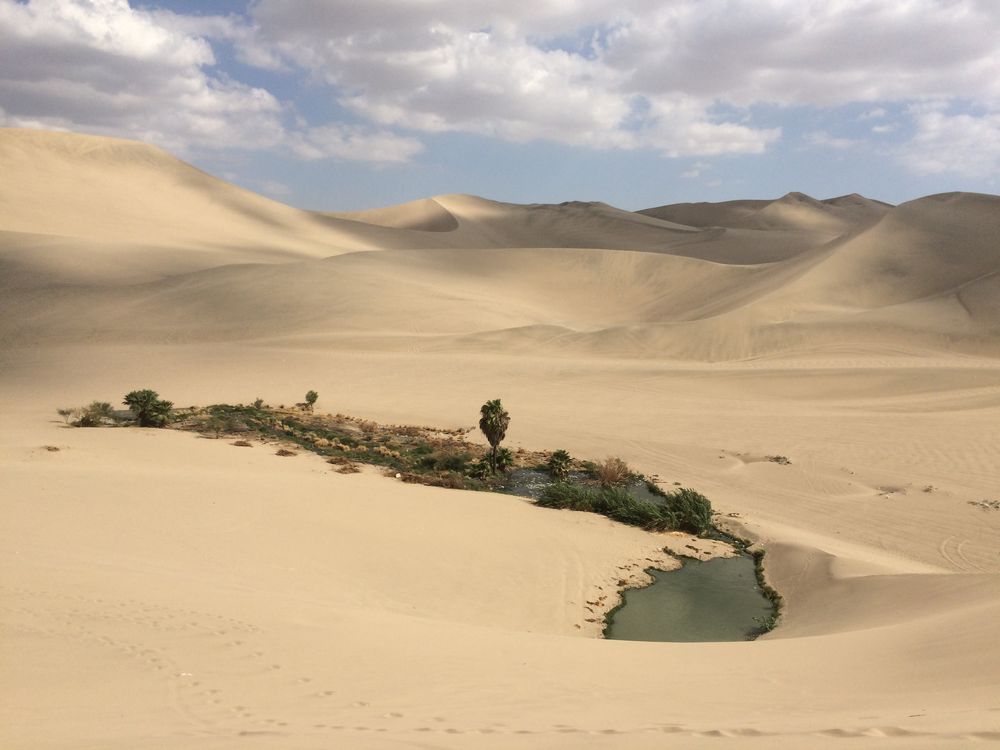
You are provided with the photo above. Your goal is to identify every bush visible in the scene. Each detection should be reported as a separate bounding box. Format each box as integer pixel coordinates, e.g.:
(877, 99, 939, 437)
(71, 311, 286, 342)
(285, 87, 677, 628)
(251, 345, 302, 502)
(537, 482, 713, 534)
(417, 450, 472, 473)
(304, 390, 318, 411)
(537, 483, 675, 532)
(205, 414, 237, 438)
(666, 488, 713, 534)
(537, 482, 597, 512)
(547, 449, 572, 479)
(76, 401, 114, 427)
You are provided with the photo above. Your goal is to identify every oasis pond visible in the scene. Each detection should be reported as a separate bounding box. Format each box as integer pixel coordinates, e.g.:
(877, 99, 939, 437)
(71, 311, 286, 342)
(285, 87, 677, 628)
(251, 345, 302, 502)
(604, 554, 775, 642)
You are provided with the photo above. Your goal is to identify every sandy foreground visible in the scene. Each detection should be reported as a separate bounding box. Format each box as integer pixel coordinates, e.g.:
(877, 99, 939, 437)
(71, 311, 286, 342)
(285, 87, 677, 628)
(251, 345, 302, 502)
(1, 130, 999, 748)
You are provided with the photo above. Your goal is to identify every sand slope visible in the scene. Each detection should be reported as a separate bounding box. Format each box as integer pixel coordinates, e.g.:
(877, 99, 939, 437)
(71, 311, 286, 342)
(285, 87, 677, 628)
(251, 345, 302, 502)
(2, 129, 999, 748)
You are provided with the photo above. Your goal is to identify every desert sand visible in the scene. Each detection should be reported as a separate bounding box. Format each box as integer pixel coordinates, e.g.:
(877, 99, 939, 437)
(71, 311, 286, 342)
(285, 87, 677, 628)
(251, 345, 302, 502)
(1, 128, 998, 748)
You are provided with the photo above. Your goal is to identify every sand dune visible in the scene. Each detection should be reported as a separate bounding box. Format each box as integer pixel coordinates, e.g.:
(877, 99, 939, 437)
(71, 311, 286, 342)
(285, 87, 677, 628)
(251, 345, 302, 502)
(2, 129, 999, 748)
(7, 129, 995, 360)
(642, 191, 892, 234)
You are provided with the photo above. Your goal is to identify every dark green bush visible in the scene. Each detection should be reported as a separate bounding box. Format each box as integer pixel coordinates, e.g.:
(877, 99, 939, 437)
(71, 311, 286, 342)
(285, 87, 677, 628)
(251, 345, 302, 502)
(538, 482, 712, 534)
(417, 450, 472, 473)
(538, 483, 676, 531)
(666, 488, 713, 534)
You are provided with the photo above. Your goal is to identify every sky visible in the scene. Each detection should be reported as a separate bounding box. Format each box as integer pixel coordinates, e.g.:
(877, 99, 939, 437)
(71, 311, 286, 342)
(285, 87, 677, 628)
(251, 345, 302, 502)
(1, 0, 998, 211)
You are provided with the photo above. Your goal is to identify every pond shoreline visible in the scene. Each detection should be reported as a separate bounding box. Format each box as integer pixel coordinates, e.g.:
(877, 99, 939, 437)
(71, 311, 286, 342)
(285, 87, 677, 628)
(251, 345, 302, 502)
(602, 538, 782, 642)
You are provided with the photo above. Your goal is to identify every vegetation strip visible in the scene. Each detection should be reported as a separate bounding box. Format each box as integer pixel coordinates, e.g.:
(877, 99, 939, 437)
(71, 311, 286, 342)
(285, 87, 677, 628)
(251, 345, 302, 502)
(61, 389, 781, 637)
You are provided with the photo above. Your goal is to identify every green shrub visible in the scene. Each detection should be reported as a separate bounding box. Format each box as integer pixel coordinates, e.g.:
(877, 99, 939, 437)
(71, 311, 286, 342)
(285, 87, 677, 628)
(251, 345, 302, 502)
(205, 414, 237, 438)
(538, 482, 712, 534)
(537, 483, 675, 531)
(76, 401, 114, 427)
(537, 482, 596, 511)
(666, 488, 713, 534)
(417, 450, 472, 473)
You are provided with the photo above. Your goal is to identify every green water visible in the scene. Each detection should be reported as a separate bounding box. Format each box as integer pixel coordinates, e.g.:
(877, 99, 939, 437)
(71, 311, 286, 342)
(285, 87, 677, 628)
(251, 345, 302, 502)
(604, 555, 775, 642)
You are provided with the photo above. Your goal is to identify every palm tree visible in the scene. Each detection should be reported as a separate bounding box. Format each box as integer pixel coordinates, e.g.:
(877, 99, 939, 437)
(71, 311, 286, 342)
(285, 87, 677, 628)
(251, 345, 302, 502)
(478, 398, 510, 474)
(123, 389, 173, 427)
(547, 449, 572, 480)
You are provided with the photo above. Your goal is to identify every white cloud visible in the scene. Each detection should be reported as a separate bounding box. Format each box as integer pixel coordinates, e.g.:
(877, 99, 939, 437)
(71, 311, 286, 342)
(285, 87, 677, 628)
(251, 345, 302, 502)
(291, 125, 424, 163)
(899, 110, 1000, 178)
(0, 0, 284, 153)
(0, 0, 422, 164)
(682, 161, 708, 178)
(3, 0, 999, 174)
(805, 131, 861, 150)
(603, 1, 1000, 106)
(239, 0, 784, 157)
(230, 0, 999, 160)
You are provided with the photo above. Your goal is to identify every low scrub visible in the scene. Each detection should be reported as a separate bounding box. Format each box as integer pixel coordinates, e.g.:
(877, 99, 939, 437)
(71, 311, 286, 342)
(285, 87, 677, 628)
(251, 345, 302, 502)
(537, 482, 713, 535)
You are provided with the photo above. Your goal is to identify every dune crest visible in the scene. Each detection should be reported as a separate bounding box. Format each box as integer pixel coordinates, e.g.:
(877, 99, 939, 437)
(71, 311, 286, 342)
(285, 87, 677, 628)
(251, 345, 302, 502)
(2, 129, 995, 360)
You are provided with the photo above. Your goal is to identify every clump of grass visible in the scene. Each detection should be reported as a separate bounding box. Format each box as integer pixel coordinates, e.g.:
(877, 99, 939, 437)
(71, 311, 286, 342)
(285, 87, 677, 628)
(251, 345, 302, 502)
(765, 455, 791, 465)
(593, 456, 633, 487)
(275, 448, 297, 457)
(669, 488, 714, 535)
(537, 482, 713, 535)
(538, 483, 671, 531)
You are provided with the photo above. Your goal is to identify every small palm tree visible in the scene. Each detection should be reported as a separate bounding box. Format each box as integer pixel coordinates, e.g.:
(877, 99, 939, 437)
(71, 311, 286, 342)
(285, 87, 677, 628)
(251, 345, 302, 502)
(547, 449, 572, 480)
(495, 447, 515, 473)
(478, 398, 510, 474)
(123, 389, 173, 428)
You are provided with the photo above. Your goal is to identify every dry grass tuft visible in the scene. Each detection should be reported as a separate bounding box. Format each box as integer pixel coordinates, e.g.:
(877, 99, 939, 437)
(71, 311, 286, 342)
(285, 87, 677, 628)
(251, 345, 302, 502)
(595, 456, 632, 487)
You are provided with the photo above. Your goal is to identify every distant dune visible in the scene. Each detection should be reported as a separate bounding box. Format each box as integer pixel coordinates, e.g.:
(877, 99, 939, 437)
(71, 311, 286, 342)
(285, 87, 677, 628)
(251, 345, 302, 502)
(1, 128, 997, 358)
